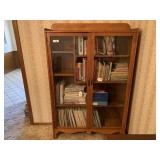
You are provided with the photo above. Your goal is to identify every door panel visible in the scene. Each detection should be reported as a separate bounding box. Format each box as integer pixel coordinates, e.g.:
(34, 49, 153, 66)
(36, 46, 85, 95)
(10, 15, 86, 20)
(49, 33, 90, 128)
(91, 34, 133, 128)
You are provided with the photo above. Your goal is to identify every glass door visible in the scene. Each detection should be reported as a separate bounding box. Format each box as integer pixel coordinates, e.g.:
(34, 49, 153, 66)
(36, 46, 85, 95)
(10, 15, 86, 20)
(92, 34, 133, 128)
(50, 33, 89, 128)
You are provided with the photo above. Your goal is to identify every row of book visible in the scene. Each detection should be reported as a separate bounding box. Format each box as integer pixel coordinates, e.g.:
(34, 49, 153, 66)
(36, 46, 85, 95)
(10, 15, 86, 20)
(78, 37, 87, 56)
(76, 58, 86, 82)
(58, 108, 101, 127)
(95, 60, 112, 81)
(111, 63, 128, 80)
(96, 36, 115, 55)
(93, 91, 108, 106)
(95, 61, 128, 81)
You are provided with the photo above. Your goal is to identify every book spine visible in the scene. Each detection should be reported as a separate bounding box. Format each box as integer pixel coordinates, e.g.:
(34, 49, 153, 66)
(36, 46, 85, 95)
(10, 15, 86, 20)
(83, 40, 87, 55)
(60, 81, 64, 104)
(78, 37, 83, 55)
(82, 58, 86, 82)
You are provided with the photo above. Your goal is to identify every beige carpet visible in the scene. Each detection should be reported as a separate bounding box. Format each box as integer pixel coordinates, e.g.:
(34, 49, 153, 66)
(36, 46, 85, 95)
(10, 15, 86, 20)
(4, 103, 104, 140)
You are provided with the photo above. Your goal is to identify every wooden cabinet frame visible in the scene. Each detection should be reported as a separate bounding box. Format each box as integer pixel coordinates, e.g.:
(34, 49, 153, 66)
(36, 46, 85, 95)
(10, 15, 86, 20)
(45, 23, 140, 138)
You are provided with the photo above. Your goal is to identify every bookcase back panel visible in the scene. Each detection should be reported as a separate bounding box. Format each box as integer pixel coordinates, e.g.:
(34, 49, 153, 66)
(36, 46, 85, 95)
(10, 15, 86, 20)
(93, 108, 123, 128)
(52, 53, 74, 73)
(115, 36, 132, 55)
(51, 36, 74, 51)
(93, 84, 126, 105)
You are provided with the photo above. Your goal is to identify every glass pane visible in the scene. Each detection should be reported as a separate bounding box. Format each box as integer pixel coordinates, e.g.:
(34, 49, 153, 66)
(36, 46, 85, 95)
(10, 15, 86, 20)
(51, 35, 88, 128)
(92, 35, 132, 128)
(52, 36, 74, 51)
(93, 108, 123, 128)
(95, 36, 132, 55)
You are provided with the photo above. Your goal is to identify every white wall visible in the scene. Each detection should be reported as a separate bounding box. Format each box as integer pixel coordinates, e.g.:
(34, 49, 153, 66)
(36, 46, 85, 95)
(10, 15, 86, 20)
(4, 20, 17, 53)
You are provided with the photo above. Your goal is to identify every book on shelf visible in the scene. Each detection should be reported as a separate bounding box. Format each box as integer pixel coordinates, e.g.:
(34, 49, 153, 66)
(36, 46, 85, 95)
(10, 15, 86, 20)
(93, 110, 101, 127)
(96, 36, 115, 55)
(95, 60, 112, 81)
(58, 108, 86, 127)
(58, 108, 101, 127)
(83, 39, 87, 55)
(110, 63, 128, 80)
(64, 84, 86, 104)
(60, 81, 65, 104)
(95, 61, 128, 81)
(56, 83, 87, 105)
(78, 37, 87, 56)
(93, 91, 108, 106)
(76, 58, 86, 82)
(56, 81, 65, 105)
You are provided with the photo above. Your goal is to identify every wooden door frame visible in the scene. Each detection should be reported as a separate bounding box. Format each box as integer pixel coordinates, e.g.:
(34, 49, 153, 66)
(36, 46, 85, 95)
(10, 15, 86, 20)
(12, 20, 34, 124)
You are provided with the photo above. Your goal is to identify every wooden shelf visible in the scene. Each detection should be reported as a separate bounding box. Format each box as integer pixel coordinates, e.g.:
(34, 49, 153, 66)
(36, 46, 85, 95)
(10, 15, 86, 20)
(93, 110, 122, 128)
(94, 80, 127, 84)
(94, 117, 122, 128)
(94, 55, 129, 58)
(93, 103, 124, 108)
(76, 55, 87, 58)
(56, 104, 86, 107)
(54, 73, 74, 77)
(52, 51, 74, 54)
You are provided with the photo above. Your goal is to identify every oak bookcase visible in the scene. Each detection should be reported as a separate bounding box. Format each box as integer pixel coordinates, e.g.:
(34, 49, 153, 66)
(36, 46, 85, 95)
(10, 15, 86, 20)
(45, 23, 139, 139)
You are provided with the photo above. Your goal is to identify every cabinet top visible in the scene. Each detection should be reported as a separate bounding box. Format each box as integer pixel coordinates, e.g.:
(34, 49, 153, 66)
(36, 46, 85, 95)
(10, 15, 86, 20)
(50, 23, 139, 33)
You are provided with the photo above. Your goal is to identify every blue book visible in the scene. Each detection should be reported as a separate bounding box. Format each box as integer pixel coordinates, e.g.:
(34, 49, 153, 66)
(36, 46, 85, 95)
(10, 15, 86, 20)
(93, 92, 108, 102)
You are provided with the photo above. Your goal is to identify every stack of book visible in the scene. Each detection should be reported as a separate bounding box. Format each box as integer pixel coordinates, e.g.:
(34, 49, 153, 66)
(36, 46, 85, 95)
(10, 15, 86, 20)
(78, 37, 87, 56)
(58, 108, 101, 127)
(93, 91, 108, 106)
(110, 63, 128, 80)
(64, 84, 86, 104)
(95, 60, 112, 82)
(96, 36, 115, 55)
(76, 58, 86, 82)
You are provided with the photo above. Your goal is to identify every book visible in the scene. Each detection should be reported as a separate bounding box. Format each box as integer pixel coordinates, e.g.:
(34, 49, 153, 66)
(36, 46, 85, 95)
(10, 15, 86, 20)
(58, 108, 87, 127)
(78, 37, 84, 55)
(56, 82, 60, 104)
(96, 60, 112, 81)
(93, 91, 109, 106)
(96, 36, 115, 55)
(64, 84, 86, 104)
(93, 110, 101, 127)
(83, 39, 87, 55)
(105, 36, 115, 55)
(76, 58, 86, 82)
(110, 63, 128, 80)
(60, 81, 65, 104)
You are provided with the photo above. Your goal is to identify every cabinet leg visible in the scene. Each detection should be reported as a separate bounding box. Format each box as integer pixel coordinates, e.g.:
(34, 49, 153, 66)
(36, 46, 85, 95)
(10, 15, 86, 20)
(53, 130, 57, 139)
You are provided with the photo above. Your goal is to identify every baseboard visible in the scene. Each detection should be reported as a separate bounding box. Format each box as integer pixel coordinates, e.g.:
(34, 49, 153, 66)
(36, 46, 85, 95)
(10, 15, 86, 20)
(31, 122, 52, 125)
(104, 134, 156, 140)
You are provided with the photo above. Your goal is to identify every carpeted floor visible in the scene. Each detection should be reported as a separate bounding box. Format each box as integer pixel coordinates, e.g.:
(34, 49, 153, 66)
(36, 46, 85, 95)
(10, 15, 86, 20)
(4, 103, 104, 140)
